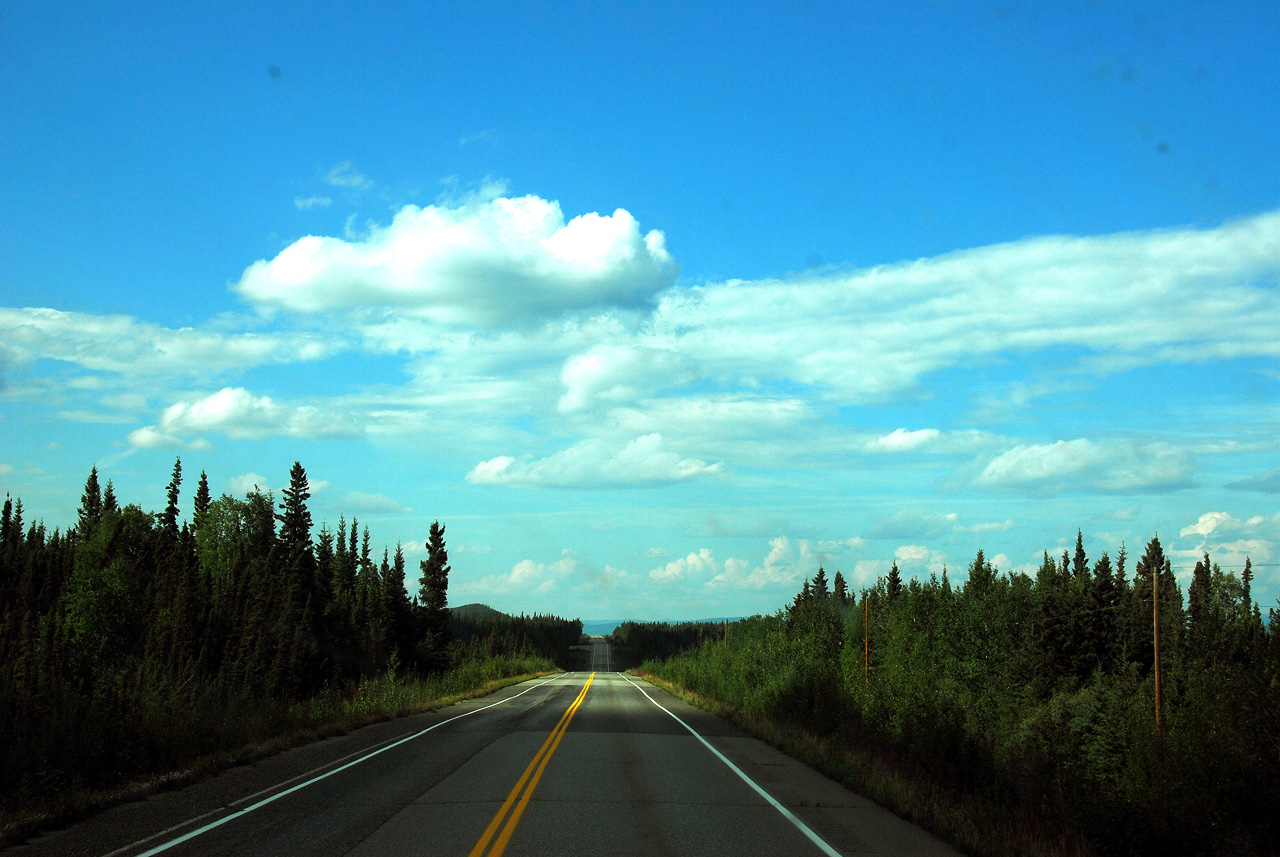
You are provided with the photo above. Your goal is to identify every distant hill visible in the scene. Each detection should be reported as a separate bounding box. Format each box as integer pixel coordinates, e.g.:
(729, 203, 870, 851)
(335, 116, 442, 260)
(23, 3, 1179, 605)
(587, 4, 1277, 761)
(450, 603, 510, 620)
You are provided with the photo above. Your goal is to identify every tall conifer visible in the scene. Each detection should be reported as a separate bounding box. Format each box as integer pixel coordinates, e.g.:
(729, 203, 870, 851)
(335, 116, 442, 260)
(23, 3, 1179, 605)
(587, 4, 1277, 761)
(886, 561, 903, 601)
(76, 466, 103, 538)
(162, 458, 183, 536)
(417, 521, 451, 668)
(193, 470, 211, 533)
(102, 480, 119, 513)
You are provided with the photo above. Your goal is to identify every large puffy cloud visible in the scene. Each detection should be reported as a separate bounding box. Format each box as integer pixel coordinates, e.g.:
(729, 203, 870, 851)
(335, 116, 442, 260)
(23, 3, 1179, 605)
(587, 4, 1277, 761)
(130, 387, 362, 447)
(649, 548, 718, 582)
(975, 439, 1196, 495)
(893, 544, 949, 575)
(709, 536, 811, 589)
(466, 433, 722, 488)
(453, 551, 583, 599)
(1180, 511, 1239, 538)
(1171, 511, 1279, 590)
(236, 194, 677, 324)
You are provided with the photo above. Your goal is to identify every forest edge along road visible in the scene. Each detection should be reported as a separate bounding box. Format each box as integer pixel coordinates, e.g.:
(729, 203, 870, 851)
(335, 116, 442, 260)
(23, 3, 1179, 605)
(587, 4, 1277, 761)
(13, 637, 958, 857)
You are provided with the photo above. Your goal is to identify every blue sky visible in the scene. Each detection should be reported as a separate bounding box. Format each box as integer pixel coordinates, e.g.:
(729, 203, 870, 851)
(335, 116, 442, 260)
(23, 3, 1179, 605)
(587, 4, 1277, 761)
(2, 1, 1279, 620)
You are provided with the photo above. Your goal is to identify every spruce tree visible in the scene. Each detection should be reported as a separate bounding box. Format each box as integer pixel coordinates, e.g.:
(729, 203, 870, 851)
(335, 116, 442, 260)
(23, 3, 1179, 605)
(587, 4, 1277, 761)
(385, 542, 414, 665)
(1242, 557, 1253, 611)
(967, 549, 995, 594)
(315, 524, 335, 607)
(1036, 550, 1057, 587)
(76, 466, 103, 538)
(193, 470, 211, 533)
(812, 566, 830, 600)
(794, 578, 812, 608)
(102, 480, 119, 513)
(1072, 530, 1089, 581)
(417, 521, 451, 669)
(832, 570, 848, 607)
(886, 561, 903, 601)
(1188, 552, 1212, 654)
(162, 457, 182, 537)
(276, 463, 313, 559)
(8, 499, 23, 548)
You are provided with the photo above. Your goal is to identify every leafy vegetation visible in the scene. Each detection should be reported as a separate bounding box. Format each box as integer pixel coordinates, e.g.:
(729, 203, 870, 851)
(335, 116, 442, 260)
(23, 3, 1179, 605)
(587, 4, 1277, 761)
(0, 460, 569, 841)
(639, 538, 1280, 857)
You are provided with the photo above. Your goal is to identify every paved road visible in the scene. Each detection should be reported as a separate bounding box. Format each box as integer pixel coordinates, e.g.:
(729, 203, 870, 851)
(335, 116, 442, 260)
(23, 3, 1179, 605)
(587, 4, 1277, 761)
(16, 637, 958, 857)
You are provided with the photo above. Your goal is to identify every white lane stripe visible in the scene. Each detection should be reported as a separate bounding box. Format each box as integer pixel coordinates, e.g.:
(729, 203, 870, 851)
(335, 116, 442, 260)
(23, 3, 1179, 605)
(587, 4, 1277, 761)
(99, 809, 223, 857)
(124, 673, 567, 857)
(618, 673, 842, 857)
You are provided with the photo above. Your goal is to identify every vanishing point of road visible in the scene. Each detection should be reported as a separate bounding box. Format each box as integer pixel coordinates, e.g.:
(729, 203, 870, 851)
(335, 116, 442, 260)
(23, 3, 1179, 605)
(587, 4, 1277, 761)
(15, 637, 959, 857)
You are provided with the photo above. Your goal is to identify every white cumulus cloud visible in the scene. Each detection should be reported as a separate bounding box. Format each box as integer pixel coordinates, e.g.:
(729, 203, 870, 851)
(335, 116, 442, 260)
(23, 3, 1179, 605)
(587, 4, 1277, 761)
(455, 551, 581, 598)
(649, 548, 718, 581)
(228, 472, 271, 495)
(1180, 511, 1238, 538)
(130, 387, 362, 447)
(709, 536, 804, 589)
(864, 428, 941, 452)
(235, 193, 678, 325)
(558, 344, 686, 413)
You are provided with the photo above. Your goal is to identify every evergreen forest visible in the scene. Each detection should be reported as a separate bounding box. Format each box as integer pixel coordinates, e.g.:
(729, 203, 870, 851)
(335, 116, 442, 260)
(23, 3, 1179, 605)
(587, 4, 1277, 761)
(0, 460, 577, 839)
(631, 536, 1280, 857)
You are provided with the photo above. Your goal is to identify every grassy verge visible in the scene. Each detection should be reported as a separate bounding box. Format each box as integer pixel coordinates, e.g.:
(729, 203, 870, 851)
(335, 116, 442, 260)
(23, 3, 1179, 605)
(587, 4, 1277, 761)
(633, 668, 1094, 857)
(2, 658, 558, 847)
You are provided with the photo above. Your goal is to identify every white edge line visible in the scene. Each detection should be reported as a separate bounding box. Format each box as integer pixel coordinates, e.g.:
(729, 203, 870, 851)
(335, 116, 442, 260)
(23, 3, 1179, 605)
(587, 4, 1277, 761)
(126, 673, 567, 857)
(619, 673, 842, 857)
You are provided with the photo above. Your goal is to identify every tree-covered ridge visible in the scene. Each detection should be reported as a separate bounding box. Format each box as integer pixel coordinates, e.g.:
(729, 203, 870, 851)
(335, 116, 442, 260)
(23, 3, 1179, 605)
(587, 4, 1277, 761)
(449, 611, 584, 670)
(644, 533, 1280, 857)
(0, 460, 556, 820)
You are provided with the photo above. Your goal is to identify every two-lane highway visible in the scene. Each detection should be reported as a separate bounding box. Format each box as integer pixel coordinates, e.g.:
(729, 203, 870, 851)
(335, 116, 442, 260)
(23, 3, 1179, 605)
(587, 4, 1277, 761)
(15, 637, 958, 856)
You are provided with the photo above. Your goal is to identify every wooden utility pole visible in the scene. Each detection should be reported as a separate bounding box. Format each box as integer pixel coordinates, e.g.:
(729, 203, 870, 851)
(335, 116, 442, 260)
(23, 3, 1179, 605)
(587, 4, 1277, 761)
(864, 596, 870, 682)
(1153, 565, 1163, 741)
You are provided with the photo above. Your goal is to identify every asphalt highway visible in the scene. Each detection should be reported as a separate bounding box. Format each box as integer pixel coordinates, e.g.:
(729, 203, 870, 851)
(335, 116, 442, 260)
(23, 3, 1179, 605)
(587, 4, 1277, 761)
(15, 637, 959, 857)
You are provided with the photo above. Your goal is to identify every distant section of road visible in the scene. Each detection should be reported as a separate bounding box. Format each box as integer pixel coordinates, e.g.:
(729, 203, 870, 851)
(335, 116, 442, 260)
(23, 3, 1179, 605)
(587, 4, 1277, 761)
(13, 636, 958, 856)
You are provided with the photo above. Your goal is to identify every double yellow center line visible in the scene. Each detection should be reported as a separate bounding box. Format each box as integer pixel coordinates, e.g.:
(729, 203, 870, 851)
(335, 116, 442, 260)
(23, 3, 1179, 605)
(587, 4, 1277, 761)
(467, 672, 596, 857)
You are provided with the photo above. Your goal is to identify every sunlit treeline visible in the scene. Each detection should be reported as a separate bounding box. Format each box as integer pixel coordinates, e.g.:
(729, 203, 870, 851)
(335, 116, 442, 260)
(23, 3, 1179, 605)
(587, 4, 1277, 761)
(0, 459, 536, 818)
(638, 534, 1280, 857)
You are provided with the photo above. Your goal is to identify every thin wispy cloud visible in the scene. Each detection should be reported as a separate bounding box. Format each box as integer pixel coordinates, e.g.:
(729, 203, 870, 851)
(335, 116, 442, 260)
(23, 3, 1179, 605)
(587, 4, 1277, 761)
(458, 129, 499, 147)
(294, 195, 332, 210)
(467, 433, 722, 488)
(325, 160, 371, 189)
